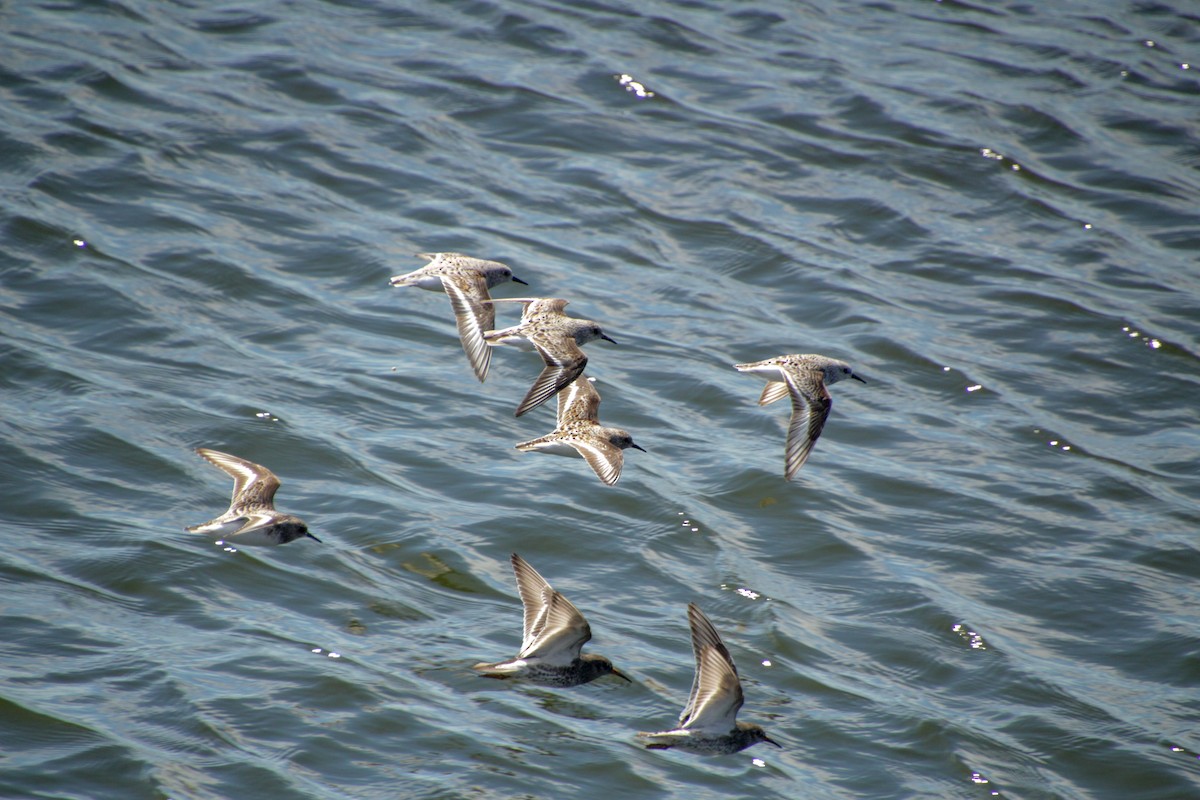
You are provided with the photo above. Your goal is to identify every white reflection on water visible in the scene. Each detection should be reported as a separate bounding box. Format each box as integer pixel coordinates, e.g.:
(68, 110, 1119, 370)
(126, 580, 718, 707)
(616, 73, 656, 98)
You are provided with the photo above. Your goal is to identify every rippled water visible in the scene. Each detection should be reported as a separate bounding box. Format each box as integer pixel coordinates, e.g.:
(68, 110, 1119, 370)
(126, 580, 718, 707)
(2, 1, 1199, 798)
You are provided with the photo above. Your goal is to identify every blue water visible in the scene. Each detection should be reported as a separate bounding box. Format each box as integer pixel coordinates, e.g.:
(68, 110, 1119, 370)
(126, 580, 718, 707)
(2, 1, 1198, 798)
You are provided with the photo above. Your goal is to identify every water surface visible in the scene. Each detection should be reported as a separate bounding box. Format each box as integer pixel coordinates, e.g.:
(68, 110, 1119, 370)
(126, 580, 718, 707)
(2, 1, 1199, 798)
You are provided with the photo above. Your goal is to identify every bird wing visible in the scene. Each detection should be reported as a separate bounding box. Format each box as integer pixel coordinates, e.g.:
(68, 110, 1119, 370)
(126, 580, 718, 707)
(513, 338, 587, 417)
(556, 375, 602, 425)
(522, 297, 570, 318)
(680, 604, 745, 730)
(416, 251, 473, 265)
(682, 646, 745, 731)
(230, 509, 279, 536)
(757, 380, 791, 407)
(511, 553, 553, 646)
(782, 370, 833, 480)
(196, 448, 280, 508)
(570, 435, 624, 487)
(440, 272, 494, 382)
(519, 588, 592, 662)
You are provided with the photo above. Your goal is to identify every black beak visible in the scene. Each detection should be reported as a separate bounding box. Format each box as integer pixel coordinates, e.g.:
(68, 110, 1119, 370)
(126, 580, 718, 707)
(764, 735, 782, 748)
(610, 666, 633, 683)
(601, 334, 618, 345)
(851, 374, 867, 384)
(511, 276, 528, 285)
(306, 532, 323, 543)
(631, 442, 647, 452)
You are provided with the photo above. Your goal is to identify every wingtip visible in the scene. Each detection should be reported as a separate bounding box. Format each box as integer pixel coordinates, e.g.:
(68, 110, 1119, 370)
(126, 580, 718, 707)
(466, 350, 491, 383)
(784, 443, 815, 481)
(784, 460, 807, 481)
(513, 386, 552, 417)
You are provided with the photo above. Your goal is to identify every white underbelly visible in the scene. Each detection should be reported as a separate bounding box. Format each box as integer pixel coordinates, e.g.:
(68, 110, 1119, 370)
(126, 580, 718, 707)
(190, 518, 243, 537)
(529, 441, 582, 458)
(738, 363, 789, 382)
(227, 528, 287, 547)
(487, 334, 536, 351)
(409, 275, 447, 291)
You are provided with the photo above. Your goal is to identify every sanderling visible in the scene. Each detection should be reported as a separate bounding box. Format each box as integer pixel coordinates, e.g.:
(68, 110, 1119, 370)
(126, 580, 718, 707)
(483, 297, 616, 417)
(389, 252, 527, 382)
(515, 375, 644, 486)
(638, 603, 779, 755)
(733, 353, 865, 480)
(186, 448, 320, 546)
(474, 553, 630, 687)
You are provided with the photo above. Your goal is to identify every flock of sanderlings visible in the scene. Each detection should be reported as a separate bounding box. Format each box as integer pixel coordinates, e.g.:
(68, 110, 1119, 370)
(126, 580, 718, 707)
(186, 251, 865, 754)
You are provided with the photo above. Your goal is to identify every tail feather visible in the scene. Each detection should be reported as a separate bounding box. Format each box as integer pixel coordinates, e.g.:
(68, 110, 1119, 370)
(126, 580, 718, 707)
(472, 661, 517, 679)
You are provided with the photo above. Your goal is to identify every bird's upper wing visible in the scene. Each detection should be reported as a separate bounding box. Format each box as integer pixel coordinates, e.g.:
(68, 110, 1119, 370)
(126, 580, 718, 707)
(196, 448, 280, 508)
(518, 588, 592, 662)
(513, 338, 587, 417)
(556, 375, 602, 425)
(679, 604, 744, 730)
